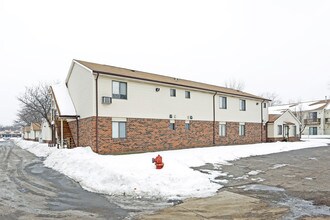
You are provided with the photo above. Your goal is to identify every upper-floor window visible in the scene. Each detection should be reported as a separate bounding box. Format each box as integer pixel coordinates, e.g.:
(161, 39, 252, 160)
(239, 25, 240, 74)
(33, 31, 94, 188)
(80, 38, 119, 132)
(112, 81, 127, 99)
(219, 97, 227, 109)
(263, 102, 267, 108)
(309, 112, 317, 120)
(277, 125, 283, 135)
(170, 89, 176, 97)
(239, 99, 246, 111)
(185, 91, 191, 99)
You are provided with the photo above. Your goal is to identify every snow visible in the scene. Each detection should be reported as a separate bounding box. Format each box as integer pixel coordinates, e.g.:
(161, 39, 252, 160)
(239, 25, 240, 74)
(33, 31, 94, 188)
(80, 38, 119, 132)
(51, 83, 77, 116)
(13, 139, 330, 200)
(248, 170, 262, 175)
(272, 164, 288, 169)
(270, 100, 330, 113)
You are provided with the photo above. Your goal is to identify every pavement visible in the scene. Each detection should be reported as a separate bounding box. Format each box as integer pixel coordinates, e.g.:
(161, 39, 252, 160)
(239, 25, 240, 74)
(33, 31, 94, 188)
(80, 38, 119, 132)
(0, 140, 131, 219)
(139, 145, 330, 220)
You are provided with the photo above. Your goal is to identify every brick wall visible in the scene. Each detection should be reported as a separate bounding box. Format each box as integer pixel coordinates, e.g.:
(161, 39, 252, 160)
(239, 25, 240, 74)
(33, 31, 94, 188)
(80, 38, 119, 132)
(70, 117, 265, 154)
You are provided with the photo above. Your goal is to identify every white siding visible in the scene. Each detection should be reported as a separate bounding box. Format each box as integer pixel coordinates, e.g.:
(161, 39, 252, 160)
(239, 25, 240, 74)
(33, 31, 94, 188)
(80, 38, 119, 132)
(268, 111, 300, 138)
(215, 96, 264, 123)
(67, 62, 94, 119)
(98, 75, 213, 121)
(41, 120, 52, 142)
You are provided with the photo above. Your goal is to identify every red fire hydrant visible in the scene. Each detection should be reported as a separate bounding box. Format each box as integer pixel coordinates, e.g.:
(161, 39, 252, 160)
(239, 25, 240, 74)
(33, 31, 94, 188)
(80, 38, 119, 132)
(152, 154, 164, 169)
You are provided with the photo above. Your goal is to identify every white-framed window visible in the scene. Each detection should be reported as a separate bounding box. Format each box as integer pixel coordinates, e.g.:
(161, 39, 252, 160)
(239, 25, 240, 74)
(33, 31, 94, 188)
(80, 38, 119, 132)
(277, 125, 283, 135)
(169, 122, 175, 130)
(185, 91, 191, 99)
(112, 81, 127, 99)
(239, 99, 246, 111)
(185, 123, 190, 130)
(112, 122, 126, 138)
(239, 123, 245, 136)
(219, 123, 226, 137)
(170, 89, 176, 97)
(309, 127, 317, 135)
(219, 97, 227, 109)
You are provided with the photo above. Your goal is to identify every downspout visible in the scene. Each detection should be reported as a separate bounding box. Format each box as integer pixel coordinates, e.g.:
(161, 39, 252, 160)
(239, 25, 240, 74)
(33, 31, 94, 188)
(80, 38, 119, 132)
(213, 91, 218, 145)
(95, 72, 100, 153)
(76, 116, 79, 147)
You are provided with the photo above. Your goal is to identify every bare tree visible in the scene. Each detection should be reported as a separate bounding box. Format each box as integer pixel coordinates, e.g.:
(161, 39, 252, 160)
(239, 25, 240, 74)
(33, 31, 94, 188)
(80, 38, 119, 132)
(224, 78, 245, 91)
(259, 92, 282, 106)
(16, 82, 52, 127)
(291, 103, 306, 135)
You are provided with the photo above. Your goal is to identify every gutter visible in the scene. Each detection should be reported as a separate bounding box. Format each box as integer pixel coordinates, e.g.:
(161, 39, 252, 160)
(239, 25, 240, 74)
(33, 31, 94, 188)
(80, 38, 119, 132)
(95, 72, 100, 153)
(213, 91, 218, 145)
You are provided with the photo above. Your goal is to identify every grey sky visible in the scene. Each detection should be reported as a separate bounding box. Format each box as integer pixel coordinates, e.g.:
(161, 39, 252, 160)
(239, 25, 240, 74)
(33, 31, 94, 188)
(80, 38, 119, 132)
(1, 0, 329, 126)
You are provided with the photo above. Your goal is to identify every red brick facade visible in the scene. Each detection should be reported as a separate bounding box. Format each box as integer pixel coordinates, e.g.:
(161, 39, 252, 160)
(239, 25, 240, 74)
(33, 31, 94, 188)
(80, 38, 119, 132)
(68, 117, 265, 154)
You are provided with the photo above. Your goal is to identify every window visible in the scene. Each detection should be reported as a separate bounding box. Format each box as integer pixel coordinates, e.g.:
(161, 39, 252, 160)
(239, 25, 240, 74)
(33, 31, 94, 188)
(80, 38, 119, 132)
(185, 123, 190, 130)
(219, 97, 227, 109)
(170, 89, 176, 97)
(112, 122, 126, 138)
(169, 122, 175, 130)
(263, 102, 267, 108)
(277, 125, 283, 135)
(309, 112, 317, 121)
(185, 91, 191, 99)
(219, 124, 226, 136)
(309, 127, 317, 135)
(239, 100, 246, 111)
(239, 124, 245, 136)
(112, 81, 127, 99)
(293, 125, 297, 137)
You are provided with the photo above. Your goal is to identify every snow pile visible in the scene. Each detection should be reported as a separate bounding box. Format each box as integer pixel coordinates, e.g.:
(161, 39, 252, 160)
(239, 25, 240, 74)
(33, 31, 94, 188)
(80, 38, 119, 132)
(14, 139, 329, 200)
(0, 138, 5, 142)
(14, 139, 57, 157)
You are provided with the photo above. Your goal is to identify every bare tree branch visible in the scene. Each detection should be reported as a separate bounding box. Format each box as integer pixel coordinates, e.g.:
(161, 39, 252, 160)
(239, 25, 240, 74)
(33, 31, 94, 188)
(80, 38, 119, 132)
(259, 92, 282, 106)
(16, 82, 51, 127)
(224, 78, 245, 91)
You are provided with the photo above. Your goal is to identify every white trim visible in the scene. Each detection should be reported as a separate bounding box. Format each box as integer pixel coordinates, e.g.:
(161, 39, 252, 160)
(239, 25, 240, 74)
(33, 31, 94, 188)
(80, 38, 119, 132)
(112, 117, 127, 122)
(170, 119, 175, 123)
(65, 60, 93, 84)
(219, 121, 226, 125)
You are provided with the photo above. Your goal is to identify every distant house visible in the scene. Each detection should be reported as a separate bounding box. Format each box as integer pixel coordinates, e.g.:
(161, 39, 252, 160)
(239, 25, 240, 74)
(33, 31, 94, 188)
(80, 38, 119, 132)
(40, 119, 52, 143)
(30, 123, 41, 141)
(23, 126, 31, 140)
(267, 109, 301, 142)
(270, 100, 330, 136)
(50, 59, 270, 154)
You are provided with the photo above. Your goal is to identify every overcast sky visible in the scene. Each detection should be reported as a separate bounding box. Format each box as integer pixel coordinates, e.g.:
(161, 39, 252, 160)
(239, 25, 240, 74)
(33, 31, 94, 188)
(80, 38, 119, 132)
(1, 0, 329, 126)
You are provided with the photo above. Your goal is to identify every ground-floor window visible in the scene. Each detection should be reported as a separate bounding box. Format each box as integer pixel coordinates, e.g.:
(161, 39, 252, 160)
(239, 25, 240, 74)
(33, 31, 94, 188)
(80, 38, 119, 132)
(239, 123, 245, 136)
(219, 123, 226, 136)
(309, 127, 317, 135)
(185, 123, 190, 130)
(169, 122, 175, 130)
(293, 125, 297, 137)
(277, 125, 283, 135)
(112, 122, 126, 138)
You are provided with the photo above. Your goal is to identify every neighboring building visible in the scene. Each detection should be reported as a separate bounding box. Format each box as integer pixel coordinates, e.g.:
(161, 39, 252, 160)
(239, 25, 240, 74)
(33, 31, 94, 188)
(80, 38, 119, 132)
(30, 123, 41, 141)
(267, 109, 301, 142)
(40, 119, 52, 143)
(50, 59, 270, 154)
(270, 100, 330, 136)
(23, 126, 31, 140)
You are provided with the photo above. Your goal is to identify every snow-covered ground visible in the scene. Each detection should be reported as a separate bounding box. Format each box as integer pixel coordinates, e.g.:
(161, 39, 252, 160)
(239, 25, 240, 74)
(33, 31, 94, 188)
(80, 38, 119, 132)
(12, 138, 330, 200)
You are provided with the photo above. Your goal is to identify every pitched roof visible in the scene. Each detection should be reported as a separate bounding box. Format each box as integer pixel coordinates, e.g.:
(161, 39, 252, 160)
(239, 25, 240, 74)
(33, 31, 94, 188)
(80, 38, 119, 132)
(31, 123, 41, 131)
(50, 83, 77, 117)
(270, 99, 330, 112)
(268, 114, 281, 123)
(74, 60, 267, 101)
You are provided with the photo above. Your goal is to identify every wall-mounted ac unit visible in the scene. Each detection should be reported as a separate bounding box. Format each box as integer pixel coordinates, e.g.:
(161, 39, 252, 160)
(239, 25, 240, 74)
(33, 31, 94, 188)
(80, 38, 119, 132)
(102, 96, 112, 104)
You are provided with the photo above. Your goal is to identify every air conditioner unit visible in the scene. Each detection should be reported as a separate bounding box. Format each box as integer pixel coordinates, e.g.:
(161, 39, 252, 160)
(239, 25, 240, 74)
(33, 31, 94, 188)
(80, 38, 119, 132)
(102, 96, 112, 104)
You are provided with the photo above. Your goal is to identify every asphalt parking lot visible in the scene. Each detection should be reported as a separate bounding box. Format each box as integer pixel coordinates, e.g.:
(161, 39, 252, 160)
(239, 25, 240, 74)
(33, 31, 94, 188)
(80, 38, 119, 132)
(140, 145, 330, 220)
